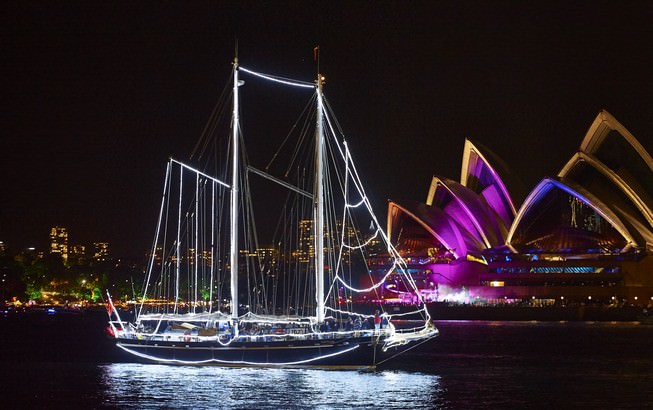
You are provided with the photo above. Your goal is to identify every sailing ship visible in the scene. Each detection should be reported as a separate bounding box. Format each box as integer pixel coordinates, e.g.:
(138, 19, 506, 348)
(106, 56, 438, 368)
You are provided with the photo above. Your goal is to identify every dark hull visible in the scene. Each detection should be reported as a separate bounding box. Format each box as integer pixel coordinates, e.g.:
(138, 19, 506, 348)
(114, 336, 406, 369)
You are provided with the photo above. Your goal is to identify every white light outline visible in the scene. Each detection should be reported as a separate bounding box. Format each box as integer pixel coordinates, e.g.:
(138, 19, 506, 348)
(341, 228, 381, 250)
(115, 323, 386, 345)
(170, 158, 230, 188)
(319, 113, 426, 307)
(116, 343, 360, 366)
(239, 66, 315, 89)
(116, 65, 439, 368)
(345, 197, 367, 208)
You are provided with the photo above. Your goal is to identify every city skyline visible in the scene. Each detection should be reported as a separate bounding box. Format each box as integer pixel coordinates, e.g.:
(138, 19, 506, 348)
(0, 218, 356, 263)
(3, 2, 653, 258)
(1, 225, 112, 262)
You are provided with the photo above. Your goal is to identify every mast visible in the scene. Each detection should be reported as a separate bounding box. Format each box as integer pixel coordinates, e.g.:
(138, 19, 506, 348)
(230, 58, 240, 321)
(194, 173, 199, 313)
(314, 72, 325, 323)
(175, 164, 183, 313)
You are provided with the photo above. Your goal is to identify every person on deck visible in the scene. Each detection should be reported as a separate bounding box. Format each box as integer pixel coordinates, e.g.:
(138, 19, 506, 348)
(345, 317, 354, 331)
(374, 310, 381, 334)
(354, 316, 362, 331)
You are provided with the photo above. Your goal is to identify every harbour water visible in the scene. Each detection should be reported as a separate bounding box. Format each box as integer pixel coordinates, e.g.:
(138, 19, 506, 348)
(1, 313, 652, 409)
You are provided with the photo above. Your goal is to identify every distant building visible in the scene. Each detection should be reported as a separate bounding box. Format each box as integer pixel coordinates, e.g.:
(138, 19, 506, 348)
(50, 226, 69, 262)
(174, 248, 214, 267)
(200, 250, 212, 267)
(296, 219, 358, 263)
(297, 220, 314, 263)
(384, 111, 653, 303)
(148, 247, 164, 267)
(0, 241, 6, 257)
(69, 244, 88, 265)
(93, 242, 110, 262)
(248, 247, 278, 267)
(236, 247, 279, 281)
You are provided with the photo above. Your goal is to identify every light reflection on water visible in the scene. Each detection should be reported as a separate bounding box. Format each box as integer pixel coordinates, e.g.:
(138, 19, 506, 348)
(100, 364, 445, 409)
(5, 320, 652, 408)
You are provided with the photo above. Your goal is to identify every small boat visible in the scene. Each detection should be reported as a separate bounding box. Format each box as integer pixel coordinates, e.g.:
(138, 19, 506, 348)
(106, 53, 438, 368)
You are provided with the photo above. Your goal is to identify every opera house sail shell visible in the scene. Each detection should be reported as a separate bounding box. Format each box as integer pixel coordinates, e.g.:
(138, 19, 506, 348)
(506, 177, 636, 255)
(558, 111, 653, 251)
(459, 138, 521, 229)
(380, 110, 653, 304)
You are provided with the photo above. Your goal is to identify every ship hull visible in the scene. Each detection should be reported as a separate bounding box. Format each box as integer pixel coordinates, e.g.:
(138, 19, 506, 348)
(113, 335, 410, 369)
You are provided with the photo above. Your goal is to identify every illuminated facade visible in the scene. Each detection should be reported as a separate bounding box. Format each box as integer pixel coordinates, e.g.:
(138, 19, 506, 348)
(297, 220, 314, 263)
(69, 244, 88, 265)
(247, 247, 277, 262)
(296, 219, 358, 263)
(50, 226, 69, 262)
(93, 242, 110, 262)
(242, 247, 279, 276)
(385, 111, 653, 302)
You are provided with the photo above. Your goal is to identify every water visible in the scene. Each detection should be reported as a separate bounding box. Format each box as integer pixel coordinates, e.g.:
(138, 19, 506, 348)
(99, 365, 443, 409)
(2, 314, 652, 409)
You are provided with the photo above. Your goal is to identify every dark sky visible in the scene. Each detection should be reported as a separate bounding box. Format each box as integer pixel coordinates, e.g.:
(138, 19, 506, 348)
(2, 1, 652, 258)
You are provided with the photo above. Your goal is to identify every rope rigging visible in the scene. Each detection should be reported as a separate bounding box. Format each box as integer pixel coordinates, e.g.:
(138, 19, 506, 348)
(138, 64, 431, 325)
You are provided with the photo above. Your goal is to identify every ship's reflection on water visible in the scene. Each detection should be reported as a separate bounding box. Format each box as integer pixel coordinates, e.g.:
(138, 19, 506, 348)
(100, 364, 445, 409)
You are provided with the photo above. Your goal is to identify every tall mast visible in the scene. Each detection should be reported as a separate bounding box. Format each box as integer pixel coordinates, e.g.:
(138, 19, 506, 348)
(314, 72, 325, 323)
(230, 58, 240, 320)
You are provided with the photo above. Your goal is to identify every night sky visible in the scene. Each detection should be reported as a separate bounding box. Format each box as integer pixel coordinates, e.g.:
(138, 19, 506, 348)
(2, 1, 652, 258)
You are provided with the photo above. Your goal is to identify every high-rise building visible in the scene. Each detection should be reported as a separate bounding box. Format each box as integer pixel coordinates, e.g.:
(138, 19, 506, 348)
(69, 244, 88, 265)
(50, 226, 69, 262)
(147, 247, 164, 266)
(297, 220, 314, 263)
(296, 219, 358, 263)
(249, 247, 278, 267)
(93, 242, 110, 262)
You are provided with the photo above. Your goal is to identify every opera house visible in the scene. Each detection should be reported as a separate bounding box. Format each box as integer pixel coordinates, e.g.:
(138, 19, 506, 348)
(379, 110, 653, 306)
